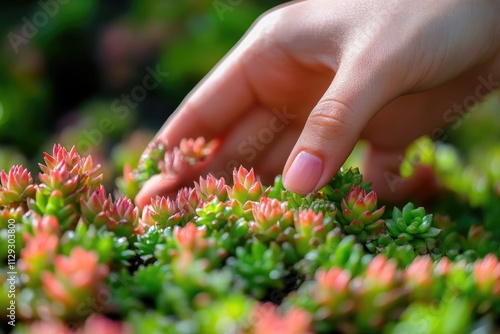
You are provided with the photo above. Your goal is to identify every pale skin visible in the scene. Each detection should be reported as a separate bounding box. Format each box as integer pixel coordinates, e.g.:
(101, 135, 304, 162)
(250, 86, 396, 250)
(135, 0, 500, 208)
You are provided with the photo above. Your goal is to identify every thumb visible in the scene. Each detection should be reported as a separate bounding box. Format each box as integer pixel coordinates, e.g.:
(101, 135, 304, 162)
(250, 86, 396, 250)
(282, 66, 394, 194)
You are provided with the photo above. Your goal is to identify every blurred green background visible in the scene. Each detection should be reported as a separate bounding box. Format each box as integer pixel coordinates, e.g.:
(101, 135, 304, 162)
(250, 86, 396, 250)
(0, 0, 284, 183)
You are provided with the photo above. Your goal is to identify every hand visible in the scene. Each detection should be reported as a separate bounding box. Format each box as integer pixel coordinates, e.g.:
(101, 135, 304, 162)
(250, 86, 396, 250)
(136, 0, 500, 208)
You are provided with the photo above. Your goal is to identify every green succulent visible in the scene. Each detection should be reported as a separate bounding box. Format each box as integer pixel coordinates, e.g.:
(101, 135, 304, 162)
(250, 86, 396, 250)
(227, 240, 287, 299)
(386, 203, 441, 254)
(323, 168, 372, 203)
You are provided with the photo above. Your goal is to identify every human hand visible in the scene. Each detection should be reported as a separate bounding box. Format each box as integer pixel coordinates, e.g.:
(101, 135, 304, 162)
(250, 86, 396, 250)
(136, 0, 500, 208)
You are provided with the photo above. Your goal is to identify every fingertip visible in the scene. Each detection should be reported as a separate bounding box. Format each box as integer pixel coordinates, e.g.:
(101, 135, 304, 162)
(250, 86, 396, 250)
(283, 151, 324, 194)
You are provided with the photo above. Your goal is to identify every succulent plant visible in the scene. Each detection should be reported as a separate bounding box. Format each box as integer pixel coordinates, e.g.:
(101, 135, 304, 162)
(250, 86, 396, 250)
(3, 136, 500, 333)
(0, 165, 36, 207)
(249, 197, 294, 242)
(40, 247, 109, 319)
(228, 240, 287, 299)
(323, 167, 371, 203)
(133, 140, 166, 183)
(293, 209, 330, 257)
(385, 203, 441, 254)
(227, 166, 267, 204)
(250, 303, 313, 334)
(338, 186, 385, 239)
(195, 174, 228, 202)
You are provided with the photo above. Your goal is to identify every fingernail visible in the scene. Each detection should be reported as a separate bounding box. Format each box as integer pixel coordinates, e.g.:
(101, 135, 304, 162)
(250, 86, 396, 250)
(283, 151, 323, 194)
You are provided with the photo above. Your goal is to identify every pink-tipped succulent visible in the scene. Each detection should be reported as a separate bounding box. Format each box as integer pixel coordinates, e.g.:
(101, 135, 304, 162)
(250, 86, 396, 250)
(141, 195, 183, 228)
(18, 232, 59, 283)
(27, 315, 132, 334)
(250, 197, 293, 240)
(294, 209, 328, 256)
(32, 214, 60, 235)
(80, 314, 133, 334)
(351, 255, 402, 330)
(39, 145, 102, 195)
(0, 205, 25, 228)
(28, 146, 103, 230)
(173, 222, 208, 252)
(0, 165, 36, 207)
(228, 167, 266, 204)
(295, 209, 326, 239)
(404, 256, 434, 299)
(195, 174, 228, 202)
(251, 303, 313, 334)
(316, 267, 351, 294)
(339, 186, 385, 237)
(176, 187, 202, 219)
(162, 149, 188, 176)
(105, 197, 140, 237)
(79, 193, 140, 236)
(473, 254, 500, 296)
(179, 137, 215, 164)
(314, 267, 353, 315)
(41, 247, 109, 317)
(80, 185, 113, 226)
(38, 160, 80, 196)
(363, 255, 398, 289)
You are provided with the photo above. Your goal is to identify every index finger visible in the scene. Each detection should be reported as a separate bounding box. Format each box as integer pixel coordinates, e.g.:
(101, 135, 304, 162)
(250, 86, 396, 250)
(154, 30, 262, 147)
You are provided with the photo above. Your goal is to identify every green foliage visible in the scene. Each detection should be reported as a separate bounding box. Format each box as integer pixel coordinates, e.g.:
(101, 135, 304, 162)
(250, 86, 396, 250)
(1, 134, 500, 333)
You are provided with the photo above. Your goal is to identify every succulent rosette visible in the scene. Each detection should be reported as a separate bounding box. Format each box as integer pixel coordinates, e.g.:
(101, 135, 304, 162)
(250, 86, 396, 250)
(79, 187, 140, 237)
(293, 209, 333, 257)
(41, 247, 109, 319)
(228, 166, 267, 204)
(385, 202, 441, 254)
(249, 197, 294, 242)
(338, 186, 385, 239)
(323, 167, 372, 203)
(195, 174, 228, 202)
(0, 165, 36, 207)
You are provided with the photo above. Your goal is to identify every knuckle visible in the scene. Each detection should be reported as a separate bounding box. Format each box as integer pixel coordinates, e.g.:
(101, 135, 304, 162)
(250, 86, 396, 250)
(308, 99, 356, 137)
(251, 4, 296, 44)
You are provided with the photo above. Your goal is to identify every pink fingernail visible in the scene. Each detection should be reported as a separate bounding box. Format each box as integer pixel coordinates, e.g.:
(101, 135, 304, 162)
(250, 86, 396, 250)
(283, 151, 323, 194)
